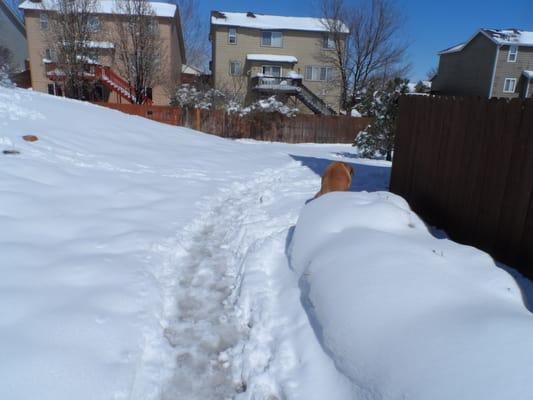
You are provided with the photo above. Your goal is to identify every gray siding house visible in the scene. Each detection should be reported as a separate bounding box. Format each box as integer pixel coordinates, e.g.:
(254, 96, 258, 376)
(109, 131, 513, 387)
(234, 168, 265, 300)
(432, 29, 533, 99)
(0, 0, 27, 71)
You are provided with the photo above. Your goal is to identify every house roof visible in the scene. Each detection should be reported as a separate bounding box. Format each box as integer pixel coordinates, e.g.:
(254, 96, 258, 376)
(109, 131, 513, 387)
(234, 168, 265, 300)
(19, 0, 177, 18)
(246, 54, 298, 63)
(439, 28, 533, 55)
(182, 64, 202, 75)
(211, 11, 349, 34)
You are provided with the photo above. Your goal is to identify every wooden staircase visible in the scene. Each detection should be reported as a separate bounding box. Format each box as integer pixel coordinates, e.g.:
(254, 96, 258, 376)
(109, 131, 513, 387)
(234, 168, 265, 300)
(95, 66, 152, 105)
(295, 84, 336, 116)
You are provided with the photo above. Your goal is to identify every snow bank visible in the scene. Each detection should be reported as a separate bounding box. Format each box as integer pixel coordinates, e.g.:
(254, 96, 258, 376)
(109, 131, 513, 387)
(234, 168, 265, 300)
(290, 191, 533, 399)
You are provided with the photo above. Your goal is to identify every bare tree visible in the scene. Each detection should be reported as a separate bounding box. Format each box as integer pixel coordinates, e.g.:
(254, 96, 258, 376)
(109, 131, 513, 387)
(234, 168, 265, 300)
(320, 0, 410, 109)
(113, 0, 164, 104)
(0, 44, 14, 86)
(0, 44, 13, 69)
(217, 75, 247, 105)
(426, 66, 437, 80)
(176, 0, 209, 70)
(42, 0, 99, 99)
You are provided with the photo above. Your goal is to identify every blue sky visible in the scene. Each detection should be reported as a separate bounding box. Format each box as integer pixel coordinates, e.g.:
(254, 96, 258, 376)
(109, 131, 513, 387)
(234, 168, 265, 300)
(193, 0, 533, 82)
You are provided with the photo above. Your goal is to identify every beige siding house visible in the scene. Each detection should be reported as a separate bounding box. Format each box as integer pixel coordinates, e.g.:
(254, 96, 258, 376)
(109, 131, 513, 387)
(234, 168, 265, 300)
(433, 29, 533, 99)
(19, 0, 185, 105)
(210, 11, 348, 115)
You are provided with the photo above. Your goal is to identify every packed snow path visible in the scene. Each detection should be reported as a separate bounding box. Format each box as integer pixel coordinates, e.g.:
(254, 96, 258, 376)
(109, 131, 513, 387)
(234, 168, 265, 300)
(158, 164, 357, 399)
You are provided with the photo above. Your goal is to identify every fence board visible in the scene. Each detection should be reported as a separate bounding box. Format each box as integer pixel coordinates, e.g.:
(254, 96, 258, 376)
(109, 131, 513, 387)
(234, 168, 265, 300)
(391, 95, 533, 278)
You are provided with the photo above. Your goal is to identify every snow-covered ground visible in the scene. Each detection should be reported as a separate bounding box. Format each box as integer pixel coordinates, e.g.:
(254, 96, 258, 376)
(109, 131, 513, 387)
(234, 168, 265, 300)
(0, 87, 389, 399)
(290, 193, 533, 400)
(1, 86, 532, 400)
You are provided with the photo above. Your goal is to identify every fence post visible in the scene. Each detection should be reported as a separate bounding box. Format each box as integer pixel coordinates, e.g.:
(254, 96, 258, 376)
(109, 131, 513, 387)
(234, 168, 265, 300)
(194, 108, 201, 131)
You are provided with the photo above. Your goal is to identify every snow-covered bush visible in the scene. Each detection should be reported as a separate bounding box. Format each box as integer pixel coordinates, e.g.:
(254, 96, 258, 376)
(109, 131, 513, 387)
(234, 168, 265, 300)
(241, 96, 299, 118)
(172, 86, 298, 118)
(353, 78, 408, 160)
(0, 65, 13, 88)
(414, 80, 431, 94)
(171, 84, 225, 110)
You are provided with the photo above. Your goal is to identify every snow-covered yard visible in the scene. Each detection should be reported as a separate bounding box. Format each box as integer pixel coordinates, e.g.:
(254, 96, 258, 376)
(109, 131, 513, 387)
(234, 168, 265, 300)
(1, 86, 532, 400)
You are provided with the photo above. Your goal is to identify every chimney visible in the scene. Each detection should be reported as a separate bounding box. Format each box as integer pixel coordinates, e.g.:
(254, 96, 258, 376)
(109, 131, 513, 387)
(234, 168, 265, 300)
(211, 10, 226, 19)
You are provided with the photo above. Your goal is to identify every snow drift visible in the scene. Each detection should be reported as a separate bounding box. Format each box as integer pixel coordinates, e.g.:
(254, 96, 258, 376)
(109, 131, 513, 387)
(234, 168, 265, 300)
(290, 191, 533, 399)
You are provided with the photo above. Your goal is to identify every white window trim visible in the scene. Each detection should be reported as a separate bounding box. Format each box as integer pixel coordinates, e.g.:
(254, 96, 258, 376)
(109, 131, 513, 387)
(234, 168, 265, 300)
(88, 16, 101, 33)
(261, 65, 282, 77)
(323, 34, 335, 50)
(507, 45, 518, 63)
(40, 13, 49, 30)
(228, 28, 237, 45)
(305, 65, 334, 81)
(260, 31, 283, 48)
(503, 78, 517, 93)
(44, 48, 57, 62)
(229, 60, 242, 76)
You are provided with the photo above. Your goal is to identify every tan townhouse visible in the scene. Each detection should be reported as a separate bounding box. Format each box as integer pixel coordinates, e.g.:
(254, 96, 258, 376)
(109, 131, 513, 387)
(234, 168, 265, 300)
(19, 0, 186, 105)
(210, 11, 348, 115)
(432, 28, 533, 99)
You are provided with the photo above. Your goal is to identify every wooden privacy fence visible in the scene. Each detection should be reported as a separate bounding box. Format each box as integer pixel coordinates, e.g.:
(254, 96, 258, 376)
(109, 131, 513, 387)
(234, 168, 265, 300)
(182, 108, 372, 143)
(390, 95, 533, 277)
(94, 102, 182, 125)
(94, 102, 371, 144)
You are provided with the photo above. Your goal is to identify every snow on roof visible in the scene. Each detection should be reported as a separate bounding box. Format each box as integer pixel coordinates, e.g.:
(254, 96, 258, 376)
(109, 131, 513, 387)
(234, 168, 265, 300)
(182, 64, 202, 75)
(439, 28, 533, 55)
(438, 43, 466, 55)
(523, 70, 533, 79)
(481, 28, 533, 46)
(19, 0, 177, 18)
(86, 41, 114, 49)
(211, 11, 349, 34)
(247, 54, 298, 63)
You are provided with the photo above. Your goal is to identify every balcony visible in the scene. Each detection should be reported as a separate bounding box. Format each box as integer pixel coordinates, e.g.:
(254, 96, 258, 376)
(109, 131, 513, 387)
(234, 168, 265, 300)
(251, 75, 303, 95)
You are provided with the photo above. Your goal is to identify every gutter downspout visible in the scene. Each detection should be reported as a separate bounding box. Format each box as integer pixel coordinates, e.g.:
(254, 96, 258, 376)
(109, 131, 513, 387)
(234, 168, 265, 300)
(488, 45, 501, 98)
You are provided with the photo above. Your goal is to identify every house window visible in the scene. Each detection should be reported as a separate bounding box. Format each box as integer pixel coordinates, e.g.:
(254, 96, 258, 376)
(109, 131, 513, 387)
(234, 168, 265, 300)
(45, 48, 57, 62)
(261, 31, 283, 47)
(507, 45, 518, 62)
(47, 83, 62, 96)
(229, 60, 242, 76)
(262, 65, 281, 77)
(323, 34, 335, 49)
(40, 13, 49, 30)
(305, 65, 334, 81)
(228, 28, 237, 44)
(88, 16, 101, 32)
(503, 78, 517, 93)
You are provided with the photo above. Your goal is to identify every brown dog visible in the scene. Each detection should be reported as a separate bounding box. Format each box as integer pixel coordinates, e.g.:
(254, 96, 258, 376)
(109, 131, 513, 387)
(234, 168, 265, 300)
(313, 161, 354, 199)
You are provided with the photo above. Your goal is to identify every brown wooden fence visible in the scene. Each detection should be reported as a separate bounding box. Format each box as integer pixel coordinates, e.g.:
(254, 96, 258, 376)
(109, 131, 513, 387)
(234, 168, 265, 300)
(94, 102, 371, 144)
(94, 102, 182, 125)
(390, 95, 533, 277)
(187, 109, 371, 143)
